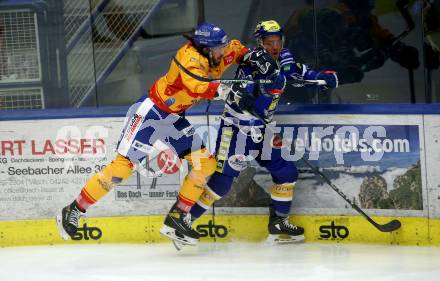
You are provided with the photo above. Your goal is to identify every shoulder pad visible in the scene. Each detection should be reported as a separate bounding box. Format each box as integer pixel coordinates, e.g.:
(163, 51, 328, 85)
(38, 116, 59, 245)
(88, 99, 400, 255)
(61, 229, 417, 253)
(279, 49, 295, 66)
(279, 49, 293, 58)
(181, 50, 209, 71)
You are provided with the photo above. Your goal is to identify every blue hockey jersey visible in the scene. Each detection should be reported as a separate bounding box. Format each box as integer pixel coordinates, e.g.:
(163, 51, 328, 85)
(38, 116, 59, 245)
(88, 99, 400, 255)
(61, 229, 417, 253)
(223, 48, 318, 126)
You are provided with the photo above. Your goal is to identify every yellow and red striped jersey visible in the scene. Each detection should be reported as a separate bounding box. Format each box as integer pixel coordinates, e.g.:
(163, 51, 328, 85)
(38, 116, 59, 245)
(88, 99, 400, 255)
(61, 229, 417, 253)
(149, 39, 248, 114)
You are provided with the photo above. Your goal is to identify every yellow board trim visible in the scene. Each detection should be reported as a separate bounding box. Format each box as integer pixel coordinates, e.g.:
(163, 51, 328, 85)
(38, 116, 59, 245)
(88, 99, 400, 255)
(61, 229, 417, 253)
(1, 215, 439, 247)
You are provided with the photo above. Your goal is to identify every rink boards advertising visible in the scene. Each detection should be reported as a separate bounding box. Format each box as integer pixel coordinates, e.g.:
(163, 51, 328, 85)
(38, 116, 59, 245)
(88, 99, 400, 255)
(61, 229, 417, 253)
(0, 111, 440, 246)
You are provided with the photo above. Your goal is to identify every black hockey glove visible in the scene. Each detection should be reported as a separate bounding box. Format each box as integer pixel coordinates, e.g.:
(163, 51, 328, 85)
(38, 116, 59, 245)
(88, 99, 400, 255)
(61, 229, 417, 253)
(390, 42, 420, 70)
(227, 83, 256, 112)
(242, 47, 279, 76)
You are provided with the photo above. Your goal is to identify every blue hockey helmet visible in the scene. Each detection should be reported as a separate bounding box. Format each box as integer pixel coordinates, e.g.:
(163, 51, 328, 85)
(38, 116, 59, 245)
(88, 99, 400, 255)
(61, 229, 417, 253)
(192, 22, 229, 49)
(254, 20, 283, 42)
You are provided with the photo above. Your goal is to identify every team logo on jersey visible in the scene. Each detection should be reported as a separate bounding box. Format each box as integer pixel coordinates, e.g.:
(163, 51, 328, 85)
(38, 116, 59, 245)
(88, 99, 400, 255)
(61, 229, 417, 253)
(280, 51, 289, 58)
(228, 154, 249, 171)
(182, 125, 195, 136)
(132, 140, 155, 154)
(256, 61, 271, 74)
(177, 104, 191, 111)
(223, 52, 234, 65)
(125, 113, 143, 141)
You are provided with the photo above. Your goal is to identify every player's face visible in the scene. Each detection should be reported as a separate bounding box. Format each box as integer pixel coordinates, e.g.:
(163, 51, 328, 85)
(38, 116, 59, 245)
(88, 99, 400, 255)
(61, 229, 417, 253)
(262, 35, 282, 60)
(209, 45, 226, 66)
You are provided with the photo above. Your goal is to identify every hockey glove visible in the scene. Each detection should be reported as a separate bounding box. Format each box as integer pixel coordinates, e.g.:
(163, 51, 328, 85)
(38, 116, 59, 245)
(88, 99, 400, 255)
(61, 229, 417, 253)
(264, 73, 286, 94)
(315, 71, 339, 89)
(214, 83, 232, 101)
(227, 83, 256, 111)
(243, 47, 279, 76)
(390, 42, 420, 70)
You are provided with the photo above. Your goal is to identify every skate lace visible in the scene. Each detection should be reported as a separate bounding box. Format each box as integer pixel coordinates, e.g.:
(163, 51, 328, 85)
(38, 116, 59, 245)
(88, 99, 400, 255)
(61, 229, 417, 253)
(69, 208, 82, 227)
(282, 217, 297, 230)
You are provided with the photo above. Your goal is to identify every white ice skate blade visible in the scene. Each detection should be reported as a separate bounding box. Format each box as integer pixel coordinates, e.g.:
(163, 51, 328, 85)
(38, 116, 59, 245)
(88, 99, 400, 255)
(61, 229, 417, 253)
(159, 225, 198, 247)
(55, 214, 71, 241)
(172, 240, 185, 251)
(266, 234, 305, 244)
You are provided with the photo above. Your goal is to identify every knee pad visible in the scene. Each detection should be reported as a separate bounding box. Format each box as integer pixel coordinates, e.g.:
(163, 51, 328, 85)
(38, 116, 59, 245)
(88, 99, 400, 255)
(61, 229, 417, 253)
(178, 148, 216, 210)
(112, 154, 135, 179)
(178, 175, 206, 210)
(95, 154, 133, 187)
(99, 154, 134, 186)
(81, 154, 134, 206)
(270, 182, 295, 202)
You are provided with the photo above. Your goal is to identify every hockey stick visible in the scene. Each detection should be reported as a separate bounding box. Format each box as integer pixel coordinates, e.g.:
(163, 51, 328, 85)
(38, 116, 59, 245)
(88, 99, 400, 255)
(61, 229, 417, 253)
(172, 56, 326, 87)
(396, 0, 416, 103)
(300, 158, 401, 232)
(289, 79, 327, 87)
(243, 112, 401, 232)
(395, 0, 415, 45)
(172, 56, 271, 84)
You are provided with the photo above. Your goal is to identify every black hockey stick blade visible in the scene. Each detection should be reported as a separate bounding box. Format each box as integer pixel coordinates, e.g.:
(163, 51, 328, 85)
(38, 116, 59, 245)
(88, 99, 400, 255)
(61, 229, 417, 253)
(301, 158, 402, 233)
(375, 219, 401, 232)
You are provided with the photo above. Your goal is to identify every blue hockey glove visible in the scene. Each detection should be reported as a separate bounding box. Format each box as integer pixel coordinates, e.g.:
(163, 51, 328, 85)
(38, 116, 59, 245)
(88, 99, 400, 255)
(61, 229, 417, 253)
(264, 72, 286, 94)
(316, 71, 339, 89)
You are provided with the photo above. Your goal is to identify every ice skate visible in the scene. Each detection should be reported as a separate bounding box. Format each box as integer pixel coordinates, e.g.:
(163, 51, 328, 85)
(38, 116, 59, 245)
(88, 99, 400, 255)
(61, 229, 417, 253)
(56, 201, 84, 240)
(160, 204, 200, 248)
(267, 207, 304, 244)
(172, 240, 185, 251)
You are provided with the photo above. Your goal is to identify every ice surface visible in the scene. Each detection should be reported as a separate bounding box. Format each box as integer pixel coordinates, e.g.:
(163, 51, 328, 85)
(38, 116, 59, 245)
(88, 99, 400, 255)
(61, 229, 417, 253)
(0, 243, 439, 281)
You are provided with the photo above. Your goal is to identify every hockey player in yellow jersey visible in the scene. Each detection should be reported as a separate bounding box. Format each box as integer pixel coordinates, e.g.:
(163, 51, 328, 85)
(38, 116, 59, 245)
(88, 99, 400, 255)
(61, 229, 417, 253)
(56, 22, 251, 246)
(150, 29, 249, 114)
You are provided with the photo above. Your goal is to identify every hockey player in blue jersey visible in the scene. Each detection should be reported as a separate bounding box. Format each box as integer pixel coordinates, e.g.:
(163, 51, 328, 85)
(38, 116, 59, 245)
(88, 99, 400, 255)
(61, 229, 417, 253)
(187, 20, 339, 244)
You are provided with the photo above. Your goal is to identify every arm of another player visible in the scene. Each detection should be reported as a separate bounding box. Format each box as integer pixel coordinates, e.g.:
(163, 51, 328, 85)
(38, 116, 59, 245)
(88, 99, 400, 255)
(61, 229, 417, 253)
(280, 49, 339, 89)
